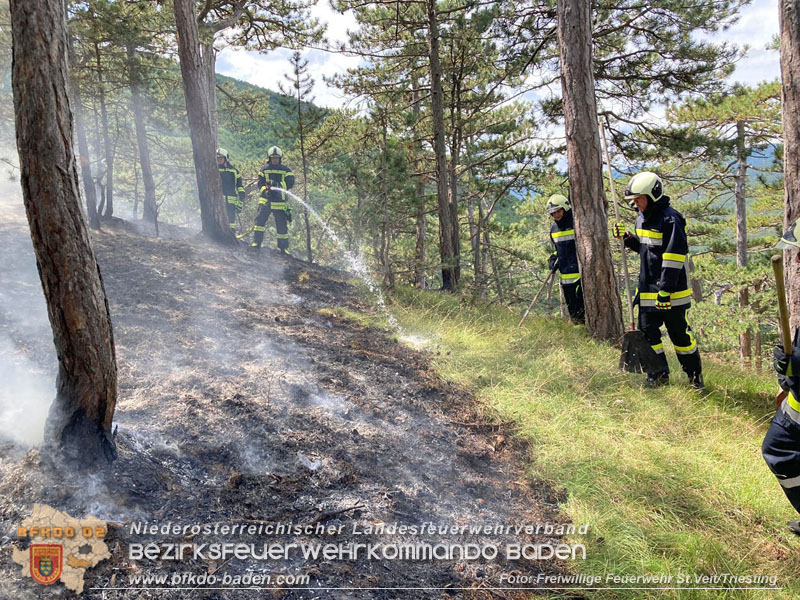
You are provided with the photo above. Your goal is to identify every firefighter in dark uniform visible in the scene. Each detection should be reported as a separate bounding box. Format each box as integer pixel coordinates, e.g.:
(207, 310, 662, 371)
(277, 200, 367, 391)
(216, 148, 246, 233)
(612, 171, 703, 390)
(251, 146, 294, 253)
(546, 194, 584, 323)
(763, 220, 800, 534)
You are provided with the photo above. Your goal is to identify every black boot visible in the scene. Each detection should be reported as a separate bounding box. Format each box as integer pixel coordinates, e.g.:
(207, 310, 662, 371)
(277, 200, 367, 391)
(688, 373, 705, 391)
(644, 372, 670, 388)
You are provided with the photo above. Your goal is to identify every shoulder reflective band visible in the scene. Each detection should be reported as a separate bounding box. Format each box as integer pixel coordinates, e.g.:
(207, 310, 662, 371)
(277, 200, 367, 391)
(639, 289, 691, 307)
(783, 392, 800, 427)
(635, 229, 663, 246)
(551, 229, 575, 241)
(662, 252, 686, 269)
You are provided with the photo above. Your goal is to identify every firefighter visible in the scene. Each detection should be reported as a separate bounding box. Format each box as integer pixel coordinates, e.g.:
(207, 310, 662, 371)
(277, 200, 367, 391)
(251, 146, 294, 254)
(612, 171, 703, 390)
(546, 194, 584, 324)
(763, 220, 800, 533)
(216, 148, 246, 233)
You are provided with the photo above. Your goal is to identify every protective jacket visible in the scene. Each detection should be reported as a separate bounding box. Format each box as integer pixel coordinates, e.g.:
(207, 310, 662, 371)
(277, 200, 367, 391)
(762, 329, 800, 514)
(219, 160, 245, 207)
(258, 163, 295, 209)
(549, 211, 580, 286)
(623, 195, 691, 312)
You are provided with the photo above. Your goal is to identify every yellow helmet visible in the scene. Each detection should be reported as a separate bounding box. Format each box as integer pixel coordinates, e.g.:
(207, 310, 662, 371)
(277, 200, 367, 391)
(624, 171, 664, 207)
(546, 194, 570, 214)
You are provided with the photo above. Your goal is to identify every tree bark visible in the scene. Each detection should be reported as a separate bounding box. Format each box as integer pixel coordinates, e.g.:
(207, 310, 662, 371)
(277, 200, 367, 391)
(73, 92, 100, 230)
(10, 0, 117, 463)
(556, 0, 623, 341)
(173, 0, 234, 244)
(297, 79, 313, 263)
(412, 76, 427, 289)
(127, 45, 158, 228)
(781, 0, 800, 327)
(94, 41, 114, 220)
(426, 0, 459, 290)
(734, 119, 751, 365)
(200, 39, 219, 147)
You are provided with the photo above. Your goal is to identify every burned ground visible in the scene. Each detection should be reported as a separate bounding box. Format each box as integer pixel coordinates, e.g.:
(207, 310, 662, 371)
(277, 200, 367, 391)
(0, 217, 570, 599)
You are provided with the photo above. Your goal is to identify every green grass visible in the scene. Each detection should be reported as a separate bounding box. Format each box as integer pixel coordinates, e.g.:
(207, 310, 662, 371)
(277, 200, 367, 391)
(341, 288, 800, 599)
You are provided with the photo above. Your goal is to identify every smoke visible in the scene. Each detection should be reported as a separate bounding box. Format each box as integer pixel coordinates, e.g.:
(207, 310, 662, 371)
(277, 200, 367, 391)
(0, 170, 56, 447)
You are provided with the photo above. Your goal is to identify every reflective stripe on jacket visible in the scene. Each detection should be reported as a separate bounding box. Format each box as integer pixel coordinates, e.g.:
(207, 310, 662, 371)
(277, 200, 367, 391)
(623, 195, 691, 311)
(218, 161, 245, 206)
(550, 210, 580, 285)
(258, 162, 295, 205)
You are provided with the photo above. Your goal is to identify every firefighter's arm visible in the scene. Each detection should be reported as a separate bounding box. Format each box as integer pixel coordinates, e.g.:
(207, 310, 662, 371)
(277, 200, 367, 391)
(657, 216, 687, 293)
(614, 222, 640, 251)
(548, 233, 559, 273)
(258, 172, 270, 198)
(285, 169, 295, 190)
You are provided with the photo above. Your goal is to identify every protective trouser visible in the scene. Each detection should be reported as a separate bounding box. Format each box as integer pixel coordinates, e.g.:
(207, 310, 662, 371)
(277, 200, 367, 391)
(763, 397, 800, 514)
(225, 201, 240, 232)
(639, 306, 702, 378)
(561, 281, 585, 324)
(252, 204, 289, 250)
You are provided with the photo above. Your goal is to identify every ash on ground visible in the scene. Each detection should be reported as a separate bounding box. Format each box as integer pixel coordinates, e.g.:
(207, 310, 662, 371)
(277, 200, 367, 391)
(0, 215, 572, 599)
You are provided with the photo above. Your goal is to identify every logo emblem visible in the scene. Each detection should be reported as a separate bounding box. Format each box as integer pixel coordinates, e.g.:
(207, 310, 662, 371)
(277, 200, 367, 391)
(30, 545, 62, 585)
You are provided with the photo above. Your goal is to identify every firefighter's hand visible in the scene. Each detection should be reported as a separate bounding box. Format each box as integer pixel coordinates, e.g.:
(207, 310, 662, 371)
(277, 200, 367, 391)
(548, 253, 558, 273)
(612, 222, 627, 238)
(285, 206, 293, 223)
(774, 346, 793, 376)
(655, 290, 671, 310)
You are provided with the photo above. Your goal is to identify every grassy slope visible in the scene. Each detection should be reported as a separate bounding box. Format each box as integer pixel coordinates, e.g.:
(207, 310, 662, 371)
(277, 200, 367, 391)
(346, 287, 800, 599)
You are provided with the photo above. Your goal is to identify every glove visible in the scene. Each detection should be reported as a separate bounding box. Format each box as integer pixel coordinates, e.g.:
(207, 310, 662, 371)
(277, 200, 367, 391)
(284, 205, 293, 223)
(655, 290, 671, 310)
(548, 253, 558, 273)
(612, 222, 626, 238)
(774, 346, 794, 376)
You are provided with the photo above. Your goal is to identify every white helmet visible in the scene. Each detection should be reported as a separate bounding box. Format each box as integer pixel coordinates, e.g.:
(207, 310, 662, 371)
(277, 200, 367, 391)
(268, 146, 283, 158)
(216, 147, 229, 159)
(624, 171, 664, 207)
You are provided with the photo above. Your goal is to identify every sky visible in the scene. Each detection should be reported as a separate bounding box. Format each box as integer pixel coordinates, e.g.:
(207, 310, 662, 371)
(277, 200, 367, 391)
(216, 0, 782, 110)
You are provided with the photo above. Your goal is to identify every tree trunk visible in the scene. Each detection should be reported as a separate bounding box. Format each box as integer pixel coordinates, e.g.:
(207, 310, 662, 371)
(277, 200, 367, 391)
(298, 84, 313, 263)
(127, 45, 158, 228)
(10, 0, 117, 463)
(781, 0, 800, 328)
(200, 40, 218, 147)
(173, 0, 234, 244)
(412, 76, 426, 289)
(426, 0, 459, 290)
(73, 93, 100, 230)
(94, 42, 114, 220)
(556, 0, 623, 341)
(132, 162, 139, 220)
(754, 322, 763, 373)
(735, 119, 751, 365)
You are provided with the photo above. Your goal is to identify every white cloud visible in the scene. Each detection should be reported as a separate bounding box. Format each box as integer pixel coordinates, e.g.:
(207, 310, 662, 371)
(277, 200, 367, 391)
(708, 0, 780, 86)
(217, 0, 781, 111)
(216, 1, 363, 109)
